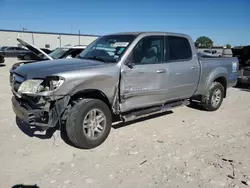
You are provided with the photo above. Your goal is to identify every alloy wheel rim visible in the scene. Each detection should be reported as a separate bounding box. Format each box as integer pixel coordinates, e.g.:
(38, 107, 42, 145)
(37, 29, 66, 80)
(211, 88, 222, 108)
(83, 109, 106, 140)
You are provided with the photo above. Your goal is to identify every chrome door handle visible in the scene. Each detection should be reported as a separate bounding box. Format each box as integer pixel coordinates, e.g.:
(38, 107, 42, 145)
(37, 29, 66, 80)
(156, 69, 166, 74)
(190, 66, 197, 70)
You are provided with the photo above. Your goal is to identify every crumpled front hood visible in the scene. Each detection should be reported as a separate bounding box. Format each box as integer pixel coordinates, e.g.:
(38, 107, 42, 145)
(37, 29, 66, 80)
(14, 58, 108, 79)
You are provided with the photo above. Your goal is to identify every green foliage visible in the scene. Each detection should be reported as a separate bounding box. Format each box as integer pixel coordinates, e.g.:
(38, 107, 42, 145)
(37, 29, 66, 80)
(225, 44, 231, 49)
(195, 36, 213, 48)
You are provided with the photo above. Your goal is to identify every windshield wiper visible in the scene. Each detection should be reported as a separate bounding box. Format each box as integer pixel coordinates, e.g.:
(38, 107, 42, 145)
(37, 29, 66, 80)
(85, 56, 109, 63)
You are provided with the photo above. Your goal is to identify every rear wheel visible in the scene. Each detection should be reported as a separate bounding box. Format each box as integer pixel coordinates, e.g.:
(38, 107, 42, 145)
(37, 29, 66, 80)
(201, 82, 224, 111)
(66, 99, 112, 149)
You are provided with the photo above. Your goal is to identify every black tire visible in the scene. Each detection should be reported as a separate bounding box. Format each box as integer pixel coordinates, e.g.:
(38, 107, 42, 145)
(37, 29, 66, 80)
(201, 82, 224, 111)
(66, 99, 112, 149)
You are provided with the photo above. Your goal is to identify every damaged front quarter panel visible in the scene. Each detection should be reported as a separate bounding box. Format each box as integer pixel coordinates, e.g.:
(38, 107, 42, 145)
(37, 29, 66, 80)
(47, 95, 71, 129)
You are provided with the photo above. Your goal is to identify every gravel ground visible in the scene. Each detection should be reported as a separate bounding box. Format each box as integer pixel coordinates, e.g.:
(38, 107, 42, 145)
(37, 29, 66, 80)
(0, 58, 250, 188)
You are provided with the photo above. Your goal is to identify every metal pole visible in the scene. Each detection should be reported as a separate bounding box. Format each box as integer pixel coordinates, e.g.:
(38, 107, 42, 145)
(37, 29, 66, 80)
(59, 35, 61, 47)
(32, 33, 35, 45)
(78, 30, 80, 45)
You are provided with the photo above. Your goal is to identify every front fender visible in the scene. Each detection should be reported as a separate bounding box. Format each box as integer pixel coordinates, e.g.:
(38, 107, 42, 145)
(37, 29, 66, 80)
(69, 75, 118, 104)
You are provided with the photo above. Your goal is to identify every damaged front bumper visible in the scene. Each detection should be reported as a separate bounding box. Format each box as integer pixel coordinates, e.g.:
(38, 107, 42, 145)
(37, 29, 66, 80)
(12, 92, 70, 130)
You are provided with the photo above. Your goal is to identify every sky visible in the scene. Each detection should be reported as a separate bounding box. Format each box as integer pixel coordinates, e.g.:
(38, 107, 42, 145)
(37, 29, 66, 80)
(0, 0, 249, 46)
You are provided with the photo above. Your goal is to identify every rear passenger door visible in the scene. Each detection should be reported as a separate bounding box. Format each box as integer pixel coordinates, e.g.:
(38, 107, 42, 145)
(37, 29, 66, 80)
(165, 36, 200, 100)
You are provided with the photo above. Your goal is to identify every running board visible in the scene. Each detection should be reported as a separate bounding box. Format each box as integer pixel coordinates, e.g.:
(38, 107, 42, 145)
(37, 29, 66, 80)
(122, 100, 190, 122)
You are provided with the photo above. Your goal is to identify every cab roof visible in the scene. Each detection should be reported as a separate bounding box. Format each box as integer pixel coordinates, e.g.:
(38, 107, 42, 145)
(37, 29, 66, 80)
(107, 31, 190, 38)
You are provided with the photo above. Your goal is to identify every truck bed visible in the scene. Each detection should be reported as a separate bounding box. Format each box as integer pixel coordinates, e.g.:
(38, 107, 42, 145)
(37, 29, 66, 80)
(195, 57, 239, 95)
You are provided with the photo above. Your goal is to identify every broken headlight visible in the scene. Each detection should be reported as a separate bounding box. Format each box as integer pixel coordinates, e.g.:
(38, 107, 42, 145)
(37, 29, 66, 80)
(18, 76, 65, 94)
(37, 76, 65, 92)
(18, 79, 44, 94)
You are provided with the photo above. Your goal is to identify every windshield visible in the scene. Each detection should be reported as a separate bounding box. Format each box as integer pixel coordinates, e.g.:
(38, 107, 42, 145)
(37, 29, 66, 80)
(78, 35, 136, 63)
(0, 46, 8, 51)
(48, 48, 69, 59)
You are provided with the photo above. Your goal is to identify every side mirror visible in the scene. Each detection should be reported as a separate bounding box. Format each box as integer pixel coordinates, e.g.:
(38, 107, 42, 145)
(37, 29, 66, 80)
(125, 60, 135, 68)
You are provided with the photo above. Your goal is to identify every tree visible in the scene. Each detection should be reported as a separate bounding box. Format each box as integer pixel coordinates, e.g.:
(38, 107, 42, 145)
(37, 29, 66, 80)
(225, 44, 231, 49)
(195, 36, 213, 48)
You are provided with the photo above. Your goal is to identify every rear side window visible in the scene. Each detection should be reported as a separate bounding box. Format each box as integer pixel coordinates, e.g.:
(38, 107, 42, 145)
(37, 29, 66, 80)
(203, 50, 210, 53)
(167, 36, 192, 61)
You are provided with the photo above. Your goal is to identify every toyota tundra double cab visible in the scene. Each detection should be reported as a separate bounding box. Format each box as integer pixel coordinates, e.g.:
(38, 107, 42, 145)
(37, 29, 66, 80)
(11, 32, 239, 149)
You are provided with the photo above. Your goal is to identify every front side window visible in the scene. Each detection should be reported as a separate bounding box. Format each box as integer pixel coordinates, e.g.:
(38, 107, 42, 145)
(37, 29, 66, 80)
(131, 36, 164, 64)
(7, 47, 15, 51)
(167, 36, 192, 61)
(79, 35, 136, 63)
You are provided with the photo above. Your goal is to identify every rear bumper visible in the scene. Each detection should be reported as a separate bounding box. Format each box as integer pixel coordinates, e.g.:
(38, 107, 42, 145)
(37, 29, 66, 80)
(238, 76, 250, 84)
(237, 68, 250, 84)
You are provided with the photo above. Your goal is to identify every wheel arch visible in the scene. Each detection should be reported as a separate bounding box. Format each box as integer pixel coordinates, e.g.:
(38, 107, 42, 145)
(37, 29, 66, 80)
(204, 67, 228, 98)
(70, 89, 112, 109)
(214, 76, 227, 98)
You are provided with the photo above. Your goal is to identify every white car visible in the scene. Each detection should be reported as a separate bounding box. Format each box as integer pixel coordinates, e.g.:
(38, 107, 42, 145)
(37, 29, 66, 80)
(202, 49, 222, 57)
(16, 38, 87, 60)
(10, 39, 87, 83)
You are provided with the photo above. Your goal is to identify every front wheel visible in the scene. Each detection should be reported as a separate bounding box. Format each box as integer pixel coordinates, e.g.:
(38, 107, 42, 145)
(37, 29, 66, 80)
(66, 99, 112, 149)
(201, 82, 224, 111)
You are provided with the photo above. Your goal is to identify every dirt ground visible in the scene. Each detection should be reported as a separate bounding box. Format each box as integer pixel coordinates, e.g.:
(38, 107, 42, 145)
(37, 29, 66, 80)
(0, 58, 250, 188)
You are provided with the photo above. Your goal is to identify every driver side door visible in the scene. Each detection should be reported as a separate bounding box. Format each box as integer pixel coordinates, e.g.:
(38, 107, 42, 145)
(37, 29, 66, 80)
(120, 35, 169, 112)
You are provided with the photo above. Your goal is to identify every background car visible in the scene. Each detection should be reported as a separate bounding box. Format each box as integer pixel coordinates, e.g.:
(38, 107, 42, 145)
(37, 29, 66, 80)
(202, 49, 222, 57)
(16, 38, 87, 61)
(10, 38, 87, 83)
(0, 46, 28, 57)
(17, 48, 52, 60)
(48, 46, 86, 59)
(232, 45, 250, 85)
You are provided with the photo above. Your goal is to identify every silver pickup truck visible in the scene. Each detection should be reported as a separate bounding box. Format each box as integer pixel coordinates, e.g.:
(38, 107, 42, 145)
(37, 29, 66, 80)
(11, 32, 239, 149)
